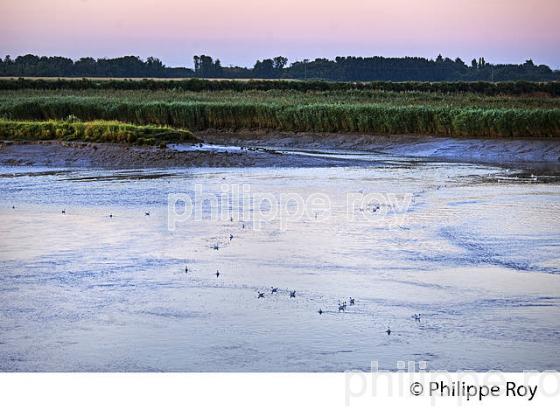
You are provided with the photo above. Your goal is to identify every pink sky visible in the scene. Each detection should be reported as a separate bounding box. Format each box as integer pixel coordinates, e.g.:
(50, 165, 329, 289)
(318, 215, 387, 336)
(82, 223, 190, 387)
(1, 0, 559, 68)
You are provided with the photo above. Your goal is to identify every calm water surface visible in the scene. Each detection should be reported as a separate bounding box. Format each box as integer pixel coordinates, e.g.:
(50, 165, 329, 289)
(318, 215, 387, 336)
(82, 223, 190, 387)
(1, 156, 559, 371)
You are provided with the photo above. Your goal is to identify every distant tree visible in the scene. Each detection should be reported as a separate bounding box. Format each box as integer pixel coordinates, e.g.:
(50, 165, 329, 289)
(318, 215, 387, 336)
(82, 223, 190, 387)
(194, 55, 215, 77)
(146, 57, 163, 68)
(214, 59, 223, 77)
(471, 59, 478, 69)
(455, 58, 465, 65)
(253, 59, 275, 78)
(15, 54, 40, 65)
(191, 55, 224, 77)
(273, 56, 288, 70)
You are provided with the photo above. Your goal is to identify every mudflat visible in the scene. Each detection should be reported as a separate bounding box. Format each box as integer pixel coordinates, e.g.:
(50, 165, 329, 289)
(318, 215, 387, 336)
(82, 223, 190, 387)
(1, 132, 560, 171)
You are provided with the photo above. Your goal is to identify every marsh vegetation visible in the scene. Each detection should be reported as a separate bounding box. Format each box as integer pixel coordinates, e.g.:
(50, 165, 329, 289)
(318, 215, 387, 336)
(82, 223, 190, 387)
(0, 118, 195, 145)
(1, 79, 559, 139)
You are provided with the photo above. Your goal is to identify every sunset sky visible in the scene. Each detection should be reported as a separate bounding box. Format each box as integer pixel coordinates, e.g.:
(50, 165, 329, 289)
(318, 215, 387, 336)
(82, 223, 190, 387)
(1, 0, 559, 68)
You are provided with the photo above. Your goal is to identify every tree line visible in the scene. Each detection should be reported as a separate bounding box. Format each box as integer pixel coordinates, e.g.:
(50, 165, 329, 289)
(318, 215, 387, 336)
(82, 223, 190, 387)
(0, 55, 193, 78)
(1, 54, 558, 82)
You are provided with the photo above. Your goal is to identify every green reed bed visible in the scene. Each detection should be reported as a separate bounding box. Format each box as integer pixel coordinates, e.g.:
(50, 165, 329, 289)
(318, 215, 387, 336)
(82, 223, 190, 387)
(0, 97, 558, 138)
(0, 119, 196, 145)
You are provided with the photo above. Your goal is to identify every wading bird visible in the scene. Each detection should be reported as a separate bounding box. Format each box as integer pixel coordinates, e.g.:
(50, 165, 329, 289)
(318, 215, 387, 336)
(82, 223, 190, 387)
(386, 327, 391, 335)
(216, 270, 220, 278)
(185, 266, 189, 273)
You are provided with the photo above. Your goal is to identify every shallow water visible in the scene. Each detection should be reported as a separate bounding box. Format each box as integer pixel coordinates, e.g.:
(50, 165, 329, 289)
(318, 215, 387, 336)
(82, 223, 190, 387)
(170, 143, 247, 153)
(0, 157, 559, 372)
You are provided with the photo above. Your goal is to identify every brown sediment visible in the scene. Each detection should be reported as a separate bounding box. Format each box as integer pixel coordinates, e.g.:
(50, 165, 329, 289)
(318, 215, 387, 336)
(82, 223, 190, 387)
(198, 131, 560, 171)
(0, 139, 358, 168)
(1, 131, 560, 171)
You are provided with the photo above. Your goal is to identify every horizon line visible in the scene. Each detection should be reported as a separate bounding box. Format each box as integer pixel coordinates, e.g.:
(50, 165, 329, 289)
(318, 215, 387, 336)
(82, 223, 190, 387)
(3, 52, 560, 71)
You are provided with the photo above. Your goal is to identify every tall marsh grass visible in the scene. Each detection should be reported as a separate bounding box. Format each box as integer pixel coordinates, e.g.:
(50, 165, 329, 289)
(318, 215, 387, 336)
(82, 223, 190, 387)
(0, 119, 196, 145)
(0, 98, 558, 138)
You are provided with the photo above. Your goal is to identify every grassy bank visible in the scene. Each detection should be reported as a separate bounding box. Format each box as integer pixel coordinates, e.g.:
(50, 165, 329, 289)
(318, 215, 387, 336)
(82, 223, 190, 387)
(0, 97, 559, 138)
(0, 119, 196, 145)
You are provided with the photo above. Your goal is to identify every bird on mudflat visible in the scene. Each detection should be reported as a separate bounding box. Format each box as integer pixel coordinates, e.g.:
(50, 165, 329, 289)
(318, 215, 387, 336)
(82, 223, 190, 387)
(386, 327, 392, 335)
(413, 314, 421, 322)
(229, 234, 234, 241)
(216, 270, 220, 278)
(349, 297, 355, 306)
(258, 292, 265, 299)
(318, 309, 324, 315)
(61, 210, 66, 215)
(271, 287, 278, 294)
(145, 211, 150, 216)
(289, 290, 296, 298)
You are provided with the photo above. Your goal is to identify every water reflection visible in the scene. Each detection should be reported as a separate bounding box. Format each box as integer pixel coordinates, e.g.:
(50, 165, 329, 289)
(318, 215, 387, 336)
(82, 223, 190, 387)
(0, 159, 559, 371)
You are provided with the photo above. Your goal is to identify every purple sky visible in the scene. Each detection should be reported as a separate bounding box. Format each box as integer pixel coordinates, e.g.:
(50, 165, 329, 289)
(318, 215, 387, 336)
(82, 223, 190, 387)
(1, 0, 559, 68)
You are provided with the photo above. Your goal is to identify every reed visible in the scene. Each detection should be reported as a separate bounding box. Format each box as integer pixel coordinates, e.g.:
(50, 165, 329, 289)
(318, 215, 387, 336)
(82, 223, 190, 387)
(1, 97, 558, 138)
(0, 119, 196, 145)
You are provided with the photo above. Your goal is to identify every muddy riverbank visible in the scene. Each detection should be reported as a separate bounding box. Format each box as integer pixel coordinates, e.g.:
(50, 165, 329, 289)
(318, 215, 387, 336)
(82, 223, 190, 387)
(1, 132, 560, 171)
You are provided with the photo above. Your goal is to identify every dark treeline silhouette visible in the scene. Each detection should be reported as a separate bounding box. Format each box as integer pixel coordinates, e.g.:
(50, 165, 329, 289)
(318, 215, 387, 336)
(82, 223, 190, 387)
(1, 54, 559, 82)
(0, 55, 193, 78)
